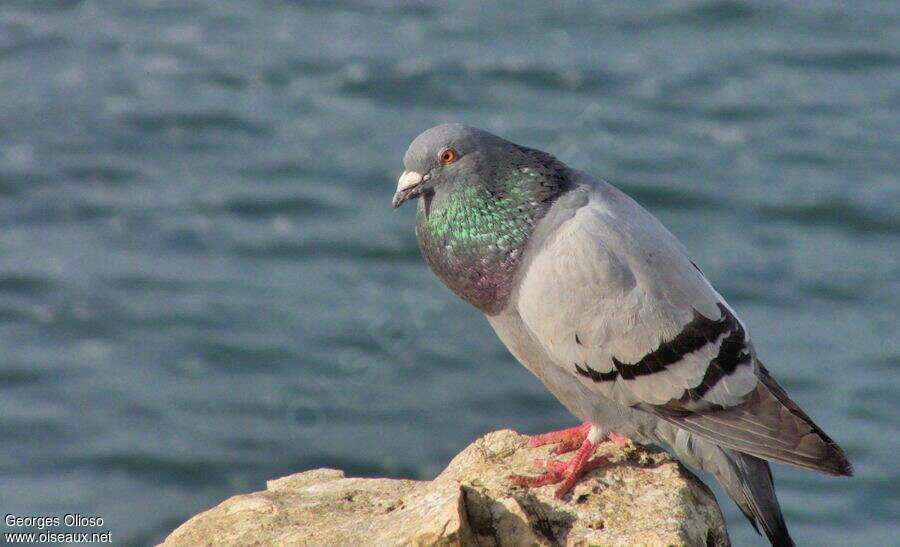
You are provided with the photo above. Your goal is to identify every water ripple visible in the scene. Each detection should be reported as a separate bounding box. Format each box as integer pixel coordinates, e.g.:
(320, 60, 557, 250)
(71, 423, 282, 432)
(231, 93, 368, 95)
(770, 50, 900, 71)
(759, 201, 899, 235)
(124, 112, 271, 137)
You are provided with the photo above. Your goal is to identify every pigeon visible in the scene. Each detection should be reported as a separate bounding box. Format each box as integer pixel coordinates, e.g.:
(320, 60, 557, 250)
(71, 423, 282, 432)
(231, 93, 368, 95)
(392, 124, 852, 547)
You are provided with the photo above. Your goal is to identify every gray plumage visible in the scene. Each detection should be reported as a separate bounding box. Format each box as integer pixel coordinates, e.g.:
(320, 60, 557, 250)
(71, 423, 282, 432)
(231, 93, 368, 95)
(393, 124, 852, 546)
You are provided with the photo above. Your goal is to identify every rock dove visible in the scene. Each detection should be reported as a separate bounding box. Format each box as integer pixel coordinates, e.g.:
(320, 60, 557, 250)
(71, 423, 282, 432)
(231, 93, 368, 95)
(392, 124, 852, 547)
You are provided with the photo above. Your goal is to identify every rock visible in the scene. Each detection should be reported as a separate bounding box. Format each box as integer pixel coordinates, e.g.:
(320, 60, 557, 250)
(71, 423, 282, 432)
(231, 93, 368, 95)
(162, 430, 730, 546)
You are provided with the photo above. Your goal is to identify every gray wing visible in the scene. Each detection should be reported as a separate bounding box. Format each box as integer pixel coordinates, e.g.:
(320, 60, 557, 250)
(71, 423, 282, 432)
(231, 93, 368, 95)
(516, 177, 851, 475)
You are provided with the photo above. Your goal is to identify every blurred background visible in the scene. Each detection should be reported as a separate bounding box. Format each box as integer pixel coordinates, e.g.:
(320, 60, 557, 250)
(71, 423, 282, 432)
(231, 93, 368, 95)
(0, 0, 897, 545)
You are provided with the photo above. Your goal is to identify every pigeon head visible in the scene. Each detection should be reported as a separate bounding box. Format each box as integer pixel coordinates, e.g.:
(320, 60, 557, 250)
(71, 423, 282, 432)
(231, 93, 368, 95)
(392, 123, 513, 209)
(393, 124, 571, 314)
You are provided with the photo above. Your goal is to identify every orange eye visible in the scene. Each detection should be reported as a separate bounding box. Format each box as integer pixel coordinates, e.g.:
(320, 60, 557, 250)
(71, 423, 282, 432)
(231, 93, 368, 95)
(439, 148, 458, 164)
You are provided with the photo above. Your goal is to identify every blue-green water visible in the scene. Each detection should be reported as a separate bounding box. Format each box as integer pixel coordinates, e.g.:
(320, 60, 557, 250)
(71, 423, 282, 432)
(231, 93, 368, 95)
(0, 1, 897, 545)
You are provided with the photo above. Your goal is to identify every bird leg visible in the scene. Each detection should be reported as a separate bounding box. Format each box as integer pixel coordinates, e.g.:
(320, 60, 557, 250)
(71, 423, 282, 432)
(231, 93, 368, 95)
(511, 423, 632, 499)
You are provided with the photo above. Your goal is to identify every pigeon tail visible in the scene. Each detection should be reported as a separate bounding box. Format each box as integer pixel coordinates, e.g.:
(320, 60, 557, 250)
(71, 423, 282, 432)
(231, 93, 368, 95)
(755, 363, 853, 477)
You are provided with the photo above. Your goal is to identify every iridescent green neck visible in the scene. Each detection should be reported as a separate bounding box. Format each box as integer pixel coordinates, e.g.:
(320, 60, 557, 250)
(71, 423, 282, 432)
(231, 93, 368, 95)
(415, 164, 566, 314)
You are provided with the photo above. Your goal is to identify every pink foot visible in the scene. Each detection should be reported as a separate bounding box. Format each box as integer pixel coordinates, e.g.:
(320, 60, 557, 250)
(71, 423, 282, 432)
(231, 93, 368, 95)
(511, 424, 633, 499)
(525, 422, 631, 453)
(526, 422, 592, 454)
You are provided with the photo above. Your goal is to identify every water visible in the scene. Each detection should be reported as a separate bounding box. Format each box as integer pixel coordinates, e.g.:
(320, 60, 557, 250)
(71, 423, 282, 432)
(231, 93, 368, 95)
(0, 1, 897, 544)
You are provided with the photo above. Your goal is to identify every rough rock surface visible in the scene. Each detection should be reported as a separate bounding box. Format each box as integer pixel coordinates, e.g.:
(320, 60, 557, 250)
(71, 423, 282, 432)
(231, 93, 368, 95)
(162, 429, 730, 546)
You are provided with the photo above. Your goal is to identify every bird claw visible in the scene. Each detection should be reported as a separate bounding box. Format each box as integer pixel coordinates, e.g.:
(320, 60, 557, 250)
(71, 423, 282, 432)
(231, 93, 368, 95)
(514, 424, 628, 499)
(510, 455, 610, 498)
(531, 458, 569, 472)
(524, 423, 631, 453)
(509, 471, 564, 488)
(524, 422, 592, 454)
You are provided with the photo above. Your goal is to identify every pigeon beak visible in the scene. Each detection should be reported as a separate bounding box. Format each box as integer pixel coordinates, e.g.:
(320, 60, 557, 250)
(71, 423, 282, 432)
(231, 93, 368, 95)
(392, 170, 425, 209)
